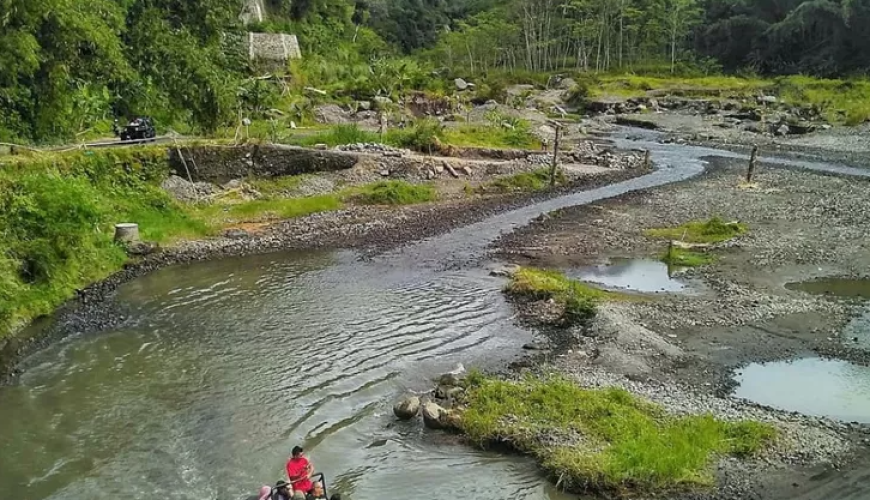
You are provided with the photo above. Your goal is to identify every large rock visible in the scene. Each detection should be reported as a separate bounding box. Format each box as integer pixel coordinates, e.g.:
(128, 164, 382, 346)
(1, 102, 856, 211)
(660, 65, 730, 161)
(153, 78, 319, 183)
(393, 396, 421, 420)
(314, 104, 350, 124)
(556, 77, 577, 90)
(454, 78, 469, 91)
(421, 401, 447, 429)
(438, 372, 464, 387)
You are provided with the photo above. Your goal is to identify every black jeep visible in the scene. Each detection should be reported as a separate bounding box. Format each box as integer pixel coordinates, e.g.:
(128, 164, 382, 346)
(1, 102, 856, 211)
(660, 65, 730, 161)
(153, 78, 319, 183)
(114, 116, 157, 142)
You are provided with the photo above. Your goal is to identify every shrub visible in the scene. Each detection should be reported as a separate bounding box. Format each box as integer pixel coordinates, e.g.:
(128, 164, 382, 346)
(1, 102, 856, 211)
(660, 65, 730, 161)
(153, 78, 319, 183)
(506, 267, 610, 325)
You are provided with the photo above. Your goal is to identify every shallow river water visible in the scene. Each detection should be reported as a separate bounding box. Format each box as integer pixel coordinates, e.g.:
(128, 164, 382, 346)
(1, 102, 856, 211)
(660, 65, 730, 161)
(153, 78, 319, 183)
(3, 134, 870, 500)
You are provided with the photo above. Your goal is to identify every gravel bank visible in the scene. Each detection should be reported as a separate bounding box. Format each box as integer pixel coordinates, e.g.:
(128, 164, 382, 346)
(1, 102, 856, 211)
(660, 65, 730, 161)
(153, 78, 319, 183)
(491, 154, 870, 498)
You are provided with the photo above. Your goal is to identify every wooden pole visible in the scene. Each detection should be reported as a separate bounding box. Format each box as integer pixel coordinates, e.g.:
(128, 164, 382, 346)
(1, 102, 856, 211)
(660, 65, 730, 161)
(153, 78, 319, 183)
(644, 150, 651, 170)
(549, 125, 562, 187)
(746, 145, 758, 183)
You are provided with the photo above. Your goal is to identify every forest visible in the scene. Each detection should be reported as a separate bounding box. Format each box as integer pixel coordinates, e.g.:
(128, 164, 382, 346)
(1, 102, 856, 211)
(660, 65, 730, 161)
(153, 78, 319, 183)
(1, 0, 869, 143)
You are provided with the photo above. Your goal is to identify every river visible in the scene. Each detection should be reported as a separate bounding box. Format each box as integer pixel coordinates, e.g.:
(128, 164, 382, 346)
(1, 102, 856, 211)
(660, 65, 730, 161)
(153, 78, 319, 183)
(2, 134, 869, 500)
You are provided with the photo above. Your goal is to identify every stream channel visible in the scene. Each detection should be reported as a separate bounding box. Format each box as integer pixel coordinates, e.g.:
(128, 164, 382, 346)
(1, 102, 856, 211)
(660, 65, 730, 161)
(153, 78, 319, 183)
(2, 132, 870, 500)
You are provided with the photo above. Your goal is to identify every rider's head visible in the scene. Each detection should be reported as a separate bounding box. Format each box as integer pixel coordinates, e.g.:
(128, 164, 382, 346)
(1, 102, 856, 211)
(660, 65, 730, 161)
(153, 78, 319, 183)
(312, 482, 324, 497)
(291, 446, 304, 458)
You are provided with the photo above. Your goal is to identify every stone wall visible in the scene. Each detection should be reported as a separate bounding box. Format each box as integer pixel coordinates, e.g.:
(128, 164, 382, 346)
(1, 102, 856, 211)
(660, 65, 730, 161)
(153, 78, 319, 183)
(168, 145, 359, 184)
(248, 33, 302, 62)
(239, 0, 265, 24)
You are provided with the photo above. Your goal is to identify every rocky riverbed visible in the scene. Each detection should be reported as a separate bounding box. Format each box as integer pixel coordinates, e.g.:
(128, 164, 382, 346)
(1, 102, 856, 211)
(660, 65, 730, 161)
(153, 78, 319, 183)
(485, 153, 870, 498)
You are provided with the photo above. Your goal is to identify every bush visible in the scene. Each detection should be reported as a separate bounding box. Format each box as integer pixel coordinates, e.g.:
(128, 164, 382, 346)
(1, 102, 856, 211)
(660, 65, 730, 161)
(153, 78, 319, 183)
(385, 118, 442, 151)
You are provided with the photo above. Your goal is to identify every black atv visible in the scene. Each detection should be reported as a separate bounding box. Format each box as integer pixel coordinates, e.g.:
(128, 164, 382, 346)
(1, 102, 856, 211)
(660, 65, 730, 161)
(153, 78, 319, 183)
(114, 116, 157, 142)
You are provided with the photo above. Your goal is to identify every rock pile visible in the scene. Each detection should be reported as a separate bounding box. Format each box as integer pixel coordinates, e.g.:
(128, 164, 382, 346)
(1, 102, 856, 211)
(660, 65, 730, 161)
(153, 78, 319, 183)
(391, 371, 468, 432)
(334, 143, 407, 155)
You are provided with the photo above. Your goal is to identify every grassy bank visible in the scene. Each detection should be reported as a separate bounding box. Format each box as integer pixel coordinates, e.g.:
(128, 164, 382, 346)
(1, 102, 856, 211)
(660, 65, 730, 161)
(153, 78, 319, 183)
(592, 74, 870, 125)
(0, 148, 209, 336)
(460, 374, 776, 495)
(506, 267, 615, 325)
(0, 148, 442, 340)
(480, 167, 565, 193)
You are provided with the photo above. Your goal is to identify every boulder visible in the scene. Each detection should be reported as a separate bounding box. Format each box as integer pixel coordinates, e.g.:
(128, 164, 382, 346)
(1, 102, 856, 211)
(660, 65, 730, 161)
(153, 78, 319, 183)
(556, 77, 577, 90)
(438, 372, 464, 387)
(759, 95, 778, 104)
(421, 401, 447, 429)
(776, 124, 791, 136)
(357, 101, 372, 111)
(441, 409, 463, 431)
(393, 396, 421, 420)
(454, 78, 469, 91)
(224, 228, 251, 239)
(125, 241, 159, 256)
(434, 385, 465, 401)
(314, 104, 350, 124)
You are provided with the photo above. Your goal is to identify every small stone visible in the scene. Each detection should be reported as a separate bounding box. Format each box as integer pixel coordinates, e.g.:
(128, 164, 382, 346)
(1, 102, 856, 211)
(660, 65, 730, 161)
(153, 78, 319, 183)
(379, 169, 391, 177)
(421, 401, 447, 429)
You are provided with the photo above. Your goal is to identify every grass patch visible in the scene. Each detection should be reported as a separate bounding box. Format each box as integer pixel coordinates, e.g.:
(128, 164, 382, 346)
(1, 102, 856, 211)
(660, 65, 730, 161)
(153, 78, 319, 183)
(460, 374, 776, 495)
(288, 123, 380, 147)
(441, 124, 539, 150)
(247, 174, 309, 197)
(644, 217, 747, 244)
(484, 168, 565, 193)
(506, 267, 613, 325)
(660, 247, 716, 267)
(775, 75, 870, 125)
(350, 180, 437, 205)
(595, 74, 771, 99)
(193, 194, 342, 224)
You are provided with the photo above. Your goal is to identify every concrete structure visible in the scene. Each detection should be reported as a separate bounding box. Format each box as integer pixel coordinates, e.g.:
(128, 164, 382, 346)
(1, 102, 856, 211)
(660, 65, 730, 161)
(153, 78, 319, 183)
(240, 0, 265, 24)
(248, 32, 302, 62)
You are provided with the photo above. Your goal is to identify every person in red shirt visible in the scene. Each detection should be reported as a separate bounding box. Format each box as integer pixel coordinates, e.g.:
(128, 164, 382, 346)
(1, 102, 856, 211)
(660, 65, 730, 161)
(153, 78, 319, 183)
(286, 446, 313, 494)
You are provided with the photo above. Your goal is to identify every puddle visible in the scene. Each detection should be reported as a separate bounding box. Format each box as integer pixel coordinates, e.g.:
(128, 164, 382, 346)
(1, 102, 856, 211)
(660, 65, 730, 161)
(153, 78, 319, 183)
(786, 278, 870, 299)
(734, 358, 870, 423)
(572, 258, 686, 293)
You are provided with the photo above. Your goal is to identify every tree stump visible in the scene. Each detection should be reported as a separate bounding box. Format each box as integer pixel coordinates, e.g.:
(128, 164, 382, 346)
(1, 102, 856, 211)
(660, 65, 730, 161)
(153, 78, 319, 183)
(114, 223, 140, 243)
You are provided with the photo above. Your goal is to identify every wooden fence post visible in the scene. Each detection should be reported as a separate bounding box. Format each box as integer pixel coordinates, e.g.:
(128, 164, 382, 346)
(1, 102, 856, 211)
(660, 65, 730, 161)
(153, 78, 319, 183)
(549, 124, 562, 187)
(746, 145, 758, 183)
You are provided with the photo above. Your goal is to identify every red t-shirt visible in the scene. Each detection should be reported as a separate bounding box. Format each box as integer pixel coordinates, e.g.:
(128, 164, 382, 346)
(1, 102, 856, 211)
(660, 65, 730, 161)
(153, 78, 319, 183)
(286, 456, 312, 493)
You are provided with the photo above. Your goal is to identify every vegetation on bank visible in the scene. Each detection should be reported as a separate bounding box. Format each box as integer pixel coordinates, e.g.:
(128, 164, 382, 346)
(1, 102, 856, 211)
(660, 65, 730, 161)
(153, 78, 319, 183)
(660, 247, 716, 267)
(644, 217, 747, 244)
(506, 268, 614, 325)
(6, 0, 869, 145)
(0, 148, 441, 339)
(0, 149, 209, 335)
(460, 373, 776, 495)
(481, 168, 566, 193)
(351, 181, 438, 206)
(287, 120, 539, 153)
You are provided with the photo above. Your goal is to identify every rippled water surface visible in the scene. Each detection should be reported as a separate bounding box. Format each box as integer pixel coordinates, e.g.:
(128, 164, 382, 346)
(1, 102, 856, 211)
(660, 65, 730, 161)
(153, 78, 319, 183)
(4, 135, 870, 500)
(0, 251, 564, 500)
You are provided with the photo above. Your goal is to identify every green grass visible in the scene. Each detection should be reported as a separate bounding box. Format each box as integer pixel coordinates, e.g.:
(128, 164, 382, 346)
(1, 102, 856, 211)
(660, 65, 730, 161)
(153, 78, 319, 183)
(441, 124, 539, 150)
(288, 123, 381, 147)
(349, 180, 437, 205)
(484, 168, 565, 193)
(247, 174, 310, 197)
(644, 217, 747, 244)
(460, 374, 776, 495)
(193, 194, 343, 224)
(595, 74, 771, 99)
(506, 267, 614, 325)
(775, 75, 870, 125)
(660, 247, 716, 267)
(0, 148, 211, 338)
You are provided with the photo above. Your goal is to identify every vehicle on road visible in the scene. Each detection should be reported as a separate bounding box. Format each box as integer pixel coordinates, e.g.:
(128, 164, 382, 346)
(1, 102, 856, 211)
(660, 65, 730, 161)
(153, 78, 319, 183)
(114, 116, 157, 142)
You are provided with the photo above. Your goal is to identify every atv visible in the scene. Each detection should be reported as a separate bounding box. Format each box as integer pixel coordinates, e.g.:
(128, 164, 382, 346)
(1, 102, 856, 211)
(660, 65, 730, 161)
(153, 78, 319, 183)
(114, 116, 157, 142)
